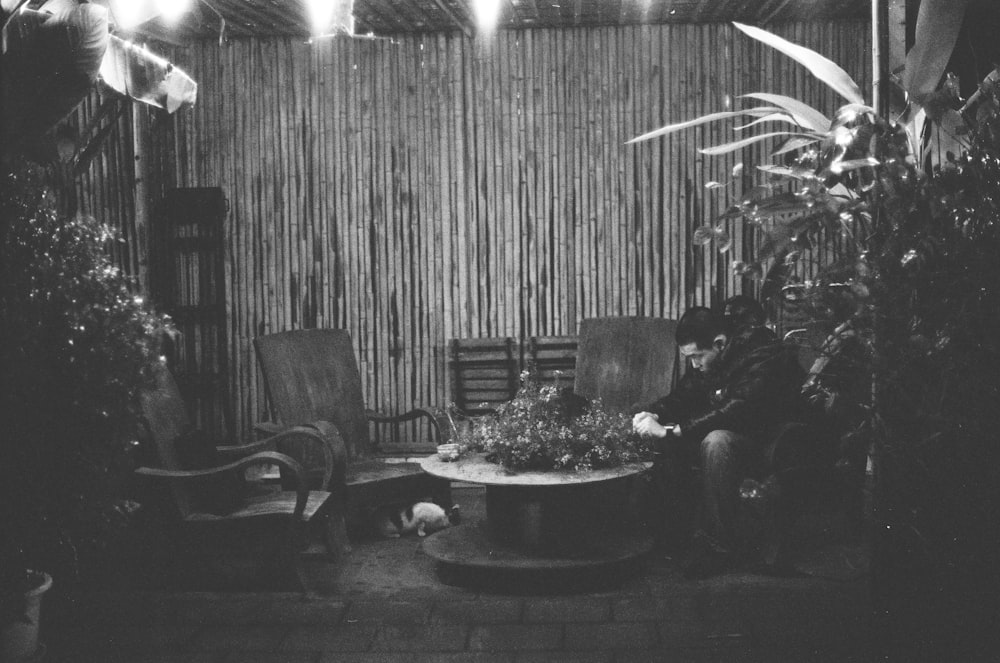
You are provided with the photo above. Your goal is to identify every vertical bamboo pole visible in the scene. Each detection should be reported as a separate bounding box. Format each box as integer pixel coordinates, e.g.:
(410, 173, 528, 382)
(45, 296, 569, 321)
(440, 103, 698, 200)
(132, 104, 151, 294)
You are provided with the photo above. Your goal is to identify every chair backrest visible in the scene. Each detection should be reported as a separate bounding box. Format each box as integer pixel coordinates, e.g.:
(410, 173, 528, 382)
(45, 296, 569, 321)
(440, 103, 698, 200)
(450, 337, 519, 415)
(526, 335, 578, 388)
(574, 317, 679, 412)
(255, 329, 370, 459)
(138, 363, 197, 517)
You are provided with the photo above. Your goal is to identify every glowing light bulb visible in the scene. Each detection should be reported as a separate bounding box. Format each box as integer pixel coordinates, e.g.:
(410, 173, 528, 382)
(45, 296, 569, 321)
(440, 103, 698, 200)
(110, 0, 147, 29)
(155, 0, 192, 25)
(473, 0, 501, 33)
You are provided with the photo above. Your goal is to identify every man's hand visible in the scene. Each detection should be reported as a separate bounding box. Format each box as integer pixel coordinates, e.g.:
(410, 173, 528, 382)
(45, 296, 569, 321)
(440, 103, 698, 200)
(632, 411, 679, 438)
(632, 411, 658, 428)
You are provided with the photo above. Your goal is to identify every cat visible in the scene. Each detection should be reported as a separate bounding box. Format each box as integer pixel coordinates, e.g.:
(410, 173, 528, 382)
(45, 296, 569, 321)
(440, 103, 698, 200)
(376, 501, 460, 538)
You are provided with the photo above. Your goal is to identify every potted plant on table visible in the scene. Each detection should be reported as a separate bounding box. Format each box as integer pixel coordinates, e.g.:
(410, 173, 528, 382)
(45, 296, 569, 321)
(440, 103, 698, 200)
(0, 161, 171, 659)
(449, 371, 653, 473)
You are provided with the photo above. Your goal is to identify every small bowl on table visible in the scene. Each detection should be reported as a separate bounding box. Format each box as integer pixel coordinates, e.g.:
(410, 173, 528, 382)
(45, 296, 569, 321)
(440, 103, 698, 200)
(437, 443, 461, 461)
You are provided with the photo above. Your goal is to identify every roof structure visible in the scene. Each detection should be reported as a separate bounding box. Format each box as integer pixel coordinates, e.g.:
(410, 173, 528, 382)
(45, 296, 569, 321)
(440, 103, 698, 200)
(125, 0, 870, 44)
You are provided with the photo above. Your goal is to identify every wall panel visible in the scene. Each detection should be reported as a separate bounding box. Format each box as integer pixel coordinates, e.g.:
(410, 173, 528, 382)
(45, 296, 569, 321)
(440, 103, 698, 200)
(78, 20, 871, 447)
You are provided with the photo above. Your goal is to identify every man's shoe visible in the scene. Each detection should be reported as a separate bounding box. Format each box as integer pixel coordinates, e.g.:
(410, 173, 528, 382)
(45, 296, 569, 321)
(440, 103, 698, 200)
(681, 530, 732, 579)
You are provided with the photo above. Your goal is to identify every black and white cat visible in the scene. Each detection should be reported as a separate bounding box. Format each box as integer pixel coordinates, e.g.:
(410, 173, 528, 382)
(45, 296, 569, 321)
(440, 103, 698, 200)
(376, 501, 460, 538)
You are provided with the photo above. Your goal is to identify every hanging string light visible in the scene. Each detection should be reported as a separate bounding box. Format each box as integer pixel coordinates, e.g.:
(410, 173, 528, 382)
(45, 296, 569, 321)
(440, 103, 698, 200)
(304, 0, 354, 36)
(472, 0, 500, 34)
(153, 0, 192, 25)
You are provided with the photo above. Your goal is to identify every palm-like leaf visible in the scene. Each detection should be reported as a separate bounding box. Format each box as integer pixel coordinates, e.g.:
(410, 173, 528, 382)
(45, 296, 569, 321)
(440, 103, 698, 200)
(742, 192, 815, 218)
(733, 22, 865, 105)
(772, 136, 822, 156)
(741, 93, 830, 133)
(757, 164, 819, 180)
(900, 0, 969, 102)
(828, 157, 880, 175)
(734, 113, 803, 131)
(699, 132, 814, 156)
(693, 226, 716, 245)
(626, 108, 781, 144)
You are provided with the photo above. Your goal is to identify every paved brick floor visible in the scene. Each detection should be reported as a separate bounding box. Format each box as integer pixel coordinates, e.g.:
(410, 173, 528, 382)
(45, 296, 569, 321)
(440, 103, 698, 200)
(45, 576, 873, 662)
(39, 487, 878, 662)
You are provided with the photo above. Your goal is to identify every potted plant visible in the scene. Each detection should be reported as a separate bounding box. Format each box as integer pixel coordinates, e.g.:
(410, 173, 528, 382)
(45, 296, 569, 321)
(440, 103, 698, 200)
(629, 8, 1000, 657)
(450, 371, 653, 473)
(0, 161, 171, 658)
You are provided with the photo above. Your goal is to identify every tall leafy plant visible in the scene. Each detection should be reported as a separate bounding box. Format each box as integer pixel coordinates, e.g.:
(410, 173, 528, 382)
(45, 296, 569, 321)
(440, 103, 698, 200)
(0, 162, 171, 604)
(630, 12, 1000, 653)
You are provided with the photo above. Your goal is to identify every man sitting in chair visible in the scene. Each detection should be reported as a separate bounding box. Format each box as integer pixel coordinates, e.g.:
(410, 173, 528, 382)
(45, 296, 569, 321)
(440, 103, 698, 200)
(633, 301, 810, 578)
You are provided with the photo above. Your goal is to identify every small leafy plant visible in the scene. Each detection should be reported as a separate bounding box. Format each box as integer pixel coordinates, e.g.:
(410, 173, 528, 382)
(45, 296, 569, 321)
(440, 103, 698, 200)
(451, 372, 652, 472)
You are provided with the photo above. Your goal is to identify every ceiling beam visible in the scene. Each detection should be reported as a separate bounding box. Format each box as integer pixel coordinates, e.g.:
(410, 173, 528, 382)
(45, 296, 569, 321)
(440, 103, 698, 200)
(431, 0, 473, 38)
(94, 0, 873, 43)
(759, 0, 794, 24)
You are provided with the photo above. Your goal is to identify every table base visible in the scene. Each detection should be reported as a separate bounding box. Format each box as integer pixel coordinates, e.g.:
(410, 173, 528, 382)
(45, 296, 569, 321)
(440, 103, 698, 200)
(422, 519, 653, 571)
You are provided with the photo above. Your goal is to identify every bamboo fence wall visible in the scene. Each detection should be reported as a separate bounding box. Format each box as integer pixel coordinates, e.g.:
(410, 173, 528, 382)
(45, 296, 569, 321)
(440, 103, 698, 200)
(74, 20, 871, 447)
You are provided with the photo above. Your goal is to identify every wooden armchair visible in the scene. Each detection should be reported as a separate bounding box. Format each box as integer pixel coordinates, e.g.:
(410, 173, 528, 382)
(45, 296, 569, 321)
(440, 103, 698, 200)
(573, 317, 680, 413)
(565, 317, 682, 548)
(135, 363, 345, 589)
(761, 323, 870, 537)
(254, 329, 452, 531)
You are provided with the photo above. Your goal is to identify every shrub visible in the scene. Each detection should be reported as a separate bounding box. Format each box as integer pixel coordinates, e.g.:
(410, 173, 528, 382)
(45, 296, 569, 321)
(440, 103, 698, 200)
(0, 161, 171, 599)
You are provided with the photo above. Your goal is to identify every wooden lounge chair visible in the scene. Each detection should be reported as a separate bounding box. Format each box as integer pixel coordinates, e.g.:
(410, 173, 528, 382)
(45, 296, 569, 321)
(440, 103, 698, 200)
(574, 317, 680, 413)
(254, 329, 451, 531)
(135, 363, 345, 589)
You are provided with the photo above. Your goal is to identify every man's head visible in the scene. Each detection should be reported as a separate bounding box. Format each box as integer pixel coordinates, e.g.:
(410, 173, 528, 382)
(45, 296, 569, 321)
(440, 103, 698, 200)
(676, 306, 727, 373)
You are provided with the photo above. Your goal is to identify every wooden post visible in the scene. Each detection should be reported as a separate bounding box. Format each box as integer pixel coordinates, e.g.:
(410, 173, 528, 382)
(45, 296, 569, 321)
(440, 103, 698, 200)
(132, 105, 151, 294)
(887, 0, 908, 109)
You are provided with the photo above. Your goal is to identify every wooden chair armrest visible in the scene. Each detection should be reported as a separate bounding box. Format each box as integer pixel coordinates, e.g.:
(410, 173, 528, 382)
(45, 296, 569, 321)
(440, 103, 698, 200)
(219, 424, 342, 462)
(215, 436, 272, 460)
(254, 421, 284, 440)
(366, 407, 450, 442)
(136, 451, 310, 519)
(247, 421, 348, 493)
(250, 422, 347, 462)
(268, 425, 344, 490)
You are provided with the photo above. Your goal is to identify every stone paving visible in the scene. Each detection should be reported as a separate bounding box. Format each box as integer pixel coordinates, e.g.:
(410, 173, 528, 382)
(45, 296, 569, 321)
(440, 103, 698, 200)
(46, 575, 873, 662)
(40, 487, 878, 662)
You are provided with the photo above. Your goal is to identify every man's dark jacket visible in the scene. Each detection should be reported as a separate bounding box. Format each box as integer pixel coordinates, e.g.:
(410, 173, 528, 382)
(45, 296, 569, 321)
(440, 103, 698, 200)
(638, 326, 809, 448)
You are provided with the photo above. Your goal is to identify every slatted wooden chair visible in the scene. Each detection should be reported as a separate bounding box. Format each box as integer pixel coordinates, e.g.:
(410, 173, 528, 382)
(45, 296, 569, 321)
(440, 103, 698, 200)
(573, 317, 680, 413)
(254, 329, 452, 531)
(569, 317, 683, 549)
(135, 363, 344, 589)
(526, 335, 578, 389)
(449, 336, 519, 415)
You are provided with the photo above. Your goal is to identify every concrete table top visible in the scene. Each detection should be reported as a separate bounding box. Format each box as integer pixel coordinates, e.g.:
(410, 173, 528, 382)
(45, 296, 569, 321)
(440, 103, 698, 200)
(420, 452, 652, 487)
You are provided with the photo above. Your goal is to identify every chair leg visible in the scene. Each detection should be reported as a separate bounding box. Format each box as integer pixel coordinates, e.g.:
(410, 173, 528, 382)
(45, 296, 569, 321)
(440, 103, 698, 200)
(323, 507, 352, 558)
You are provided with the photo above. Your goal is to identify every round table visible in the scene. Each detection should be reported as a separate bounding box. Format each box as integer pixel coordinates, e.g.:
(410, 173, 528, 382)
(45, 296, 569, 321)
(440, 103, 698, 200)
(420, 452, 654, 573)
